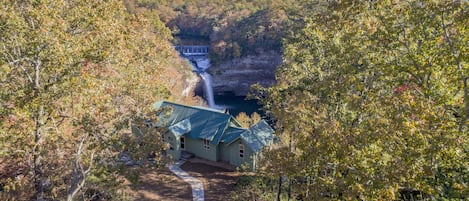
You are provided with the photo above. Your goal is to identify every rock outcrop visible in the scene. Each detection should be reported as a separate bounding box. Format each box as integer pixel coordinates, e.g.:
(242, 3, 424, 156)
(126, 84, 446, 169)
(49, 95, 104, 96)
(208, 51, 281, 96)
(181, 71, 200, 97)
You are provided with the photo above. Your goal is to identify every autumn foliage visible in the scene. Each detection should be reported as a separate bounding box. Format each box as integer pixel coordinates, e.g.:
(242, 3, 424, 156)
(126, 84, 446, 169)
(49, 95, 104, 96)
(0, 0, 199, 200)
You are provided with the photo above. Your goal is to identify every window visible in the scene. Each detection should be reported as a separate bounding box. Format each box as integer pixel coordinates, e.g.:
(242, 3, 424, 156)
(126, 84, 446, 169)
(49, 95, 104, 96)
(166, 136, 173, 150)
(203, 139, 210, 150)
(180, 136, 185, 150)
(239, 143, 244, 158)
(144, 119, 152, 128)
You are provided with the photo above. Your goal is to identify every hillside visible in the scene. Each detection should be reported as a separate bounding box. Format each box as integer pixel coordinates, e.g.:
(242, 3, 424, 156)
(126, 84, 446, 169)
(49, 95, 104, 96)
(0, 0, 202, 200)
(1, 0, 468, 200)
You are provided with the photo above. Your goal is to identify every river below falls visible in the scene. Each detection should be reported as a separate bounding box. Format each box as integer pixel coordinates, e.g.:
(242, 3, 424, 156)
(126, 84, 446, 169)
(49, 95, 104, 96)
(214, 95, 261, 116)
(178, 46, 262, 117)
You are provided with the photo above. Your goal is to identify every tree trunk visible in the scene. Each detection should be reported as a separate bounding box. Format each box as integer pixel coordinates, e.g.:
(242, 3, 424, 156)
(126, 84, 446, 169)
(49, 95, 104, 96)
(464, 77, 469, 126)
(33, 57, 45, 200)
(277, 174, 282, 201)
(34, 107, 44, 200)
(68, 137, 94, 201)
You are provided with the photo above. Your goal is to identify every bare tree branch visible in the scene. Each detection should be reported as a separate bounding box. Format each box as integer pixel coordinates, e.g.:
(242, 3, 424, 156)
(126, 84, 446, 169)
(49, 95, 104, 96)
(67, 134, 95, 201)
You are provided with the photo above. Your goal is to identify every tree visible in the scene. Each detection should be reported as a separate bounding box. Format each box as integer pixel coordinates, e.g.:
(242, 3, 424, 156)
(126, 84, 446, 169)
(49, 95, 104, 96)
(235, 112, 262, 128)
(0, 0, 198, 199)
(128, 0, 290, 63)
(257, 0, 468, 200)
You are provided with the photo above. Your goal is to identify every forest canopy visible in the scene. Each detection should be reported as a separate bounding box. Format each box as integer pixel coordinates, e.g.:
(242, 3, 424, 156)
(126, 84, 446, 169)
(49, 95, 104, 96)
(0, 0, 199, 200)
(1, 0, 468, 200)
(125, 0, 290, 63)
(253, 0, 469, 200)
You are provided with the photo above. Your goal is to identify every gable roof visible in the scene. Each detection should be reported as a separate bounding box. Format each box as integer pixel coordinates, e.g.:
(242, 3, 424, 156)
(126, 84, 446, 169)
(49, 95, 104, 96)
(153, 100, 276, 152)
(221, 126, 246, 144)
(153, 101, 232, 144)
(168, 119, 191, 137)
(240, 131, 264, 153)
(248, 120, 275, 146)
(241, 120, 275, 153)
(222, 120, 276, 153)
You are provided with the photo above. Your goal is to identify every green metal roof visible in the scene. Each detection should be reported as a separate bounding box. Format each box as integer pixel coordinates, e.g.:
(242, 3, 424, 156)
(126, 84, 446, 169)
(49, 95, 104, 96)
(248, 120, 275, 146)
(168, 119, 191, 137)
(153, 101, 232, 144)
(240, 131, 264, 152)
(153, 100, 276, 152)
(239, 120, 276, 153)
(220, 126, 245, 144)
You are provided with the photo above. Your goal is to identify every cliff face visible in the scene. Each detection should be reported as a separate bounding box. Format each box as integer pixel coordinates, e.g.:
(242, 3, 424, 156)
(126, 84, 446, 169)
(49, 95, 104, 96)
(181, 71, 200, 97)
(161, 53, 205, 105)
(208, 51, 281, 96)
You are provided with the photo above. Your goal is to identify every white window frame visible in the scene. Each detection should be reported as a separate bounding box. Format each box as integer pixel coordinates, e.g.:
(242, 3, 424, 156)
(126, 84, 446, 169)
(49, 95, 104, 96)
(239, 142, 244, 158)
(180, 136, 185, 150)
(203, 139, 210, 150)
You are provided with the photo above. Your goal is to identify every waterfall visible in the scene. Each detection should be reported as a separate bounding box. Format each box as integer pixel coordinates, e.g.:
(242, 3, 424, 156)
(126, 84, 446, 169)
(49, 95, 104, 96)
(199, 72, 216, 108)
(188, 56, 218, 109)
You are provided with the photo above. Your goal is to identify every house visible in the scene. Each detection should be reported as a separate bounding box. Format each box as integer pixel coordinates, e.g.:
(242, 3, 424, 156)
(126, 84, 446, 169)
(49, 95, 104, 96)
(152, 100, 276, 170)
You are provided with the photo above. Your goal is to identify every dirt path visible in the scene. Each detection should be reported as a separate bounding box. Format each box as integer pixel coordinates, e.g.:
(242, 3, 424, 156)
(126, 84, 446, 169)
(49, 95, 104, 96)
(180, 161, 239, 201)
(168, 160, 204, 201)
(127, 160, 240, 201)
(129, 168, 192, 201)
